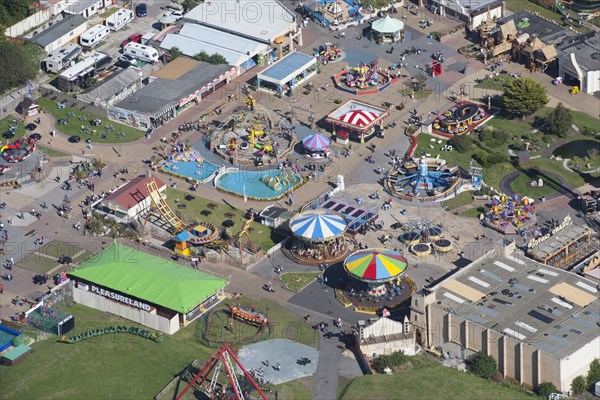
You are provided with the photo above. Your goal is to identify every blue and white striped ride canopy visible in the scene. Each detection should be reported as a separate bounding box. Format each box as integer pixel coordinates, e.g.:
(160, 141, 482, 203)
(290, 211, 347, 241)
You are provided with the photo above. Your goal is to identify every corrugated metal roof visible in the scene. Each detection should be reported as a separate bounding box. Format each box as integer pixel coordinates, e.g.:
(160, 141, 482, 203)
(160, 34, 250, 66)
(258, 52, 315, 82)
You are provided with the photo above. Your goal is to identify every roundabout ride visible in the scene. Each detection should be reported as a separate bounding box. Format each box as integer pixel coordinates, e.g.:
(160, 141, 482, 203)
(385, 157, 461, 200)
(482, 194, 536, 234)
(433, 102, 490, 136)
(288, 209, 348, 263)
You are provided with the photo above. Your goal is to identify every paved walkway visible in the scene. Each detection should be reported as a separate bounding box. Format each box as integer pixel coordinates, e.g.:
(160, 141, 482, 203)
(313, 333, 343, 400)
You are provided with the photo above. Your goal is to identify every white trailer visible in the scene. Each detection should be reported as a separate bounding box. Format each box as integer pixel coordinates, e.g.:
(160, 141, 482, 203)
(123, 43, 159, 63)
(105, 8, 134, 31)
(43, 43, 83, 74)
(80, 24, 110, 48)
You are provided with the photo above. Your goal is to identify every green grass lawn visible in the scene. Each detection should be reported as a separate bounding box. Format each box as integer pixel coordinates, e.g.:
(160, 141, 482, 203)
(39, 241, 85, 258)
(37, 97, 145, 143)
(272, 377, 313, 399)
(0, 294, 317, 400)
(18, 254, 59, 274)
(459, 207, 482, 218)
(165, 187, 285, 251)
(510, 169, 561, 198)
(503, 0, 588, 33)
(37, 145, 70, 157)
(203, 308, 264, 345)
(339, 365, 536, 400)
(475, 74, 514, 91)
(400, 88, 433, 100)
(441, 192, 473, 211)
(278, 272, 320, 292)
(0, 115, 25, 139)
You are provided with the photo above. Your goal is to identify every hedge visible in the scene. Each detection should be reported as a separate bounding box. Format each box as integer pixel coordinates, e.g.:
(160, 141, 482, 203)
(61, 326, 164, 344)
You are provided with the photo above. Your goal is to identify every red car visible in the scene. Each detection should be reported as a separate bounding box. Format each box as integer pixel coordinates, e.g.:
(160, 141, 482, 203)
(121, 33, 143, 47)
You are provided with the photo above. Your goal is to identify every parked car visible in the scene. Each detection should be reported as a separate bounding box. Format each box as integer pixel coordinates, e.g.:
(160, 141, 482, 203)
(2, 131, 15, 138)
(163, 10, 183, 20)
(68, 135, 81, 143)
(117, 54, 137, 68)
(135, 3, 147, 17)
(121, 33, 143, 47)
(25, 123, 37, 130)
(29, 133, 42, 141)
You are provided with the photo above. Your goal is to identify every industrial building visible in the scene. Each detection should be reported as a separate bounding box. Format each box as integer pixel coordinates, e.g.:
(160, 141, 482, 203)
(410, 241, 600, 392)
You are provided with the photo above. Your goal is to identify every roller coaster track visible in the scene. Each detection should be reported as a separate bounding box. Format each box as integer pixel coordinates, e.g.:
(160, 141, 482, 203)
(145, 179, 186, 233)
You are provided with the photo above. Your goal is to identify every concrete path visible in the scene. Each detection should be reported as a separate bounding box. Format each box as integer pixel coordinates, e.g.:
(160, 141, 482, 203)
(313, 333, 343, 400)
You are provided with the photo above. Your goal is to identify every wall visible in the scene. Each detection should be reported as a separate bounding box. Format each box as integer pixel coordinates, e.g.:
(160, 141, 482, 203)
(362, 337, 416, 358)
(363, 317, 405, 338)
(560, 335, 600, 391)
(585, 70, 600, 94)
(73, 287, 180, 334)
(4, 9, 54, 38)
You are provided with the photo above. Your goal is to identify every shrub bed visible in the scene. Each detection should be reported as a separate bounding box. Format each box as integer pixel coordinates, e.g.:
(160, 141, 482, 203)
(61, 326, 164, 344)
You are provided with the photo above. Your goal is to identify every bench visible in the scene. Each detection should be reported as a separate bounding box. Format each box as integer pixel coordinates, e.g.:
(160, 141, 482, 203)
(177, 204, 187, 209)
(224, 212, 235, 218)
(207, 203, 217, 210)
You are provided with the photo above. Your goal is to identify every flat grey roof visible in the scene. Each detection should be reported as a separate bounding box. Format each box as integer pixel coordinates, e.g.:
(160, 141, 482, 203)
(497, 11, 564, 41)
(115, 62, 232, 116)
(258, 52, 315, 83)
(63, 0, 94, 15)
(78, 67, 142, 104)
(527, 224, 591, 260)
(30, 15, 87, 48)
(183, 0, 296, 43)
(557, 31, 600, 72)
(434, 251, 600, 358)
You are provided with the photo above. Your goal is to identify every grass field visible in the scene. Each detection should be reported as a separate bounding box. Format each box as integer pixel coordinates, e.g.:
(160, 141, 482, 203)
(203, 308, 265, 345)
(165, 187, 285, 251)
(37, 98, 145, 143)
(272, 376, 313, 399)
(441, 192, 473, 211)
(0, 116, 25, 139)
(339, 365, 536, 400)
(278, 272, 320, 292)
(509, 169, 560, 198)
(18, 254, 59, 274)
(400, 88, 433, 100)
(474, 74, 514, 91)
(37, 145, 70, 158)
(0, 294, 317, 400)
(460, 207, 483, 218)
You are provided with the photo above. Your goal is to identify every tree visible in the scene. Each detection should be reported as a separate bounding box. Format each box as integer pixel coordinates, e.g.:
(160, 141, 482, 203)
(0, 41, 42, 94)
(193, 51, 228, 65)
(0, 0, 34, 27)
(587, 359, 600, 392)
(412, 72, 428, 91)
(170, 47, 182, 60)
(469, 352, 498, 379)
(571, 375, 586, 395)
(535, 382, 559, 398)
(544, 103, 573, 137)
(448, 135, 473, 153)
(503, 78, 549, 118)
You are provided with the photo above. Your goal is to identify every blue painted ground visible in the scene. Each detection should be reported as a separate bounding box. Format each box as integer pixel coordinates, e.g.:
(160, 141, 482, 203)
(162, 160, 219, 181)
(216, 169, 301, 199)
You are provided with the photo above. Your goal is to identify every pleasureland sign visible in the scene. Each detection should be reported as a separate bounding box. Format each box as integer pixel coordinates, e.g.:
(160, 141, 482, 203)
(91, 285, 152, 311)
(527, 214, 572, 249)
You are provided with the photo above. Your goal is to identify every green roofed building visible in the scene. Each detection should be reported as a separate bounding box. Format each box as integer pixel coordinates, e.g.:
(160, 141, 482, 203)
(69, 243, 228, 334)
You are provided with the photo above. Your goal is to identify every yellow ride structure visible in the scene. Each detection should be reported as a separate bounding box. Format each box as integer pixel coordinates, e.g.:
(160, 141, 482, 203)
(145, 179, 186, 233)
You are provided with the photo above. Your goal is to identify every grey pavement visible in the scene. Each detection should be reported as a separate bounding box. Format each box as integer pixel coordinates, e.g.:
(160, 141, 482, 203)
(313, 333, 344, 400)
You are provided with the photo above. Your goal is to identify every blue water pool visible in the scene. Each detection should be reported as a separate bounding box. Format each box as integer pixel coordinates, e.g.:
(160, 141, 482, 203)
(162, 160, 220, 182)
(216, 169, 302, 199)
(0, 325, 21, 352)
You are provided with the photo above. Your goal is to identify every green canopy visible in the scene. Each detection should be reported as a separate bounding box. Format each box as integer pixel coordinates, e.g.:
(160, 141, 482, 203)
(69, 243, 228, 313)
(371, 15, 404, 33)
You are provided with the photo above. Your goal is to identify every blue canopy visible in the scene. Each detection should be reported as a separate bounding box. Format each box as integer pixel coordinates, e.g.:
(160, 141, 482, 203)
(290, 211, 346, 241)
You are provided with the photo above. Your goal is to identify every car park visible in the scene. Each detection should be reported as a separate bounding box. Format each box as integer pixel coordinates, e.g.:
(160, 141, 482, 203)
(135, 3, 147, 17)
(68, 135, 81, 143)
(29, 133, 42, 141)
(121, 33, 143, 47)
(25, 123, 37, 130)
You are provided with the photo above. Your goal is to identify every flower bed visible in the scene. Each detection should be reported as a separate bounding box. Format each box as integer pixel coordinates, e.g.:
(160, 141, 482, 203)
(61, 326, 163, 344)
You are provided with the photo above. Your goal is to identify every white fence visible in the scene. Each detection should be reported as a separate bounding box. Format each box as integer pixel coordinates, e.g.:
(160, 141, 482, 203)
(4, 9, 54, 38)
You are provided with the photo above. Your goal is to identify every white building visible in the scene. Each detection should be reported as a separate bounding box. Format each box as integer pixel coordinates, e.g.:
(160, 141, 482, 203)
(29, 14, 88, 53)
(63, 0, 112, 19)
(429, 0, 503, 30)
(358, 316, 416, 358)
(183, 0, 302, 58)
(557, 32, 600, 94)
(92, 175, 167, 222)
(410, 242, 600, 392)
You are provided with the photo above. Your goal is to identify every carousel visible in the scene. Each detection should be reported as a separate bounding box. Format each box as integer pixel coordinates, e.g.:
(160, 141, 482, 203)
(339, 249, 416, 311)
(302, 133, 332, 160)
(482, 194, 536, 234)
(326, 100, 389, 143)
(289, 210, 348, 263)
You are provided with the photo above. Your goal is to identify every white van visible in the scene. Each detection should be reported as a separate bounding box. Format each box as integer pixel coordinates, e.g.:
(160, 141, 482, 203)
(105, 8, 134, 31)
(123, 43, 159, 63)
(80, 25, 110, 48)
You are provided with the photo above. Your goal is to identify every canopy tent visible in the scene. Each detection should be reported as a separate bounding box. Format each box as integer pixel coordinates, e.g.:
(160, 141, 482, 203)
(290, 210, 347, 241)
(338, 110, 379, 127)
(302, 133, 331, 151)
(69, 243, 228, 313)
(326, 2, 343, 14)
(371, 15, 404, 33)
(344, 249, 408, 283)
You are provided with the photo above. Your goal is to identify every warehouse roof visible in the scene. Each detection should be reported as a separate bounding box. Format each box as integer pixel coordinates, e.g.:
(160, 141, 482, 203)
(69, 243, 228, 313)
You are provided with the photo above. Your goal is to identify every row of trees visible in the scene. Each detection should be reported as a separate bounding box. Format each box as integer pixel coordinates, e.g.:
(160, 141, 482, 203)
(470, 352, 600, 397)
(170, 47, 228, 65)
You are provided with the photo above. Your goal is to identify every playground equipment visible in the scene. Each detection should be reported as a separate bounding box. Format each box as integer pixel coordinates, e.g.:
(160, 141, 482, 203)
(388, 158, 458, 196)
(229, 305, 268, 327)
(145, 179, 187, 233)
(483, 194, 536, 233)
(344, 61, 381, 89)
(260, 169, 300, 193)
(238, 217, 258, 263)
(314, 42, 342, 64)
(1, 138, 34, 163)
(175, 346, 267, 400)
(244, 95, 256, 111)
(434, 103, 487, 135)
(570, 86, 579, 95)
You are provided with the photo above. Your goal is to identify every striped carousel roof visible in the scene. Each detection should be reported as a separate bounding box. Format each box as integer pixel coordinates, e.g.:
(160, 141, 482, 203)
(344, 249, 407, 282)
(337, 110, 379, 127)
(290, 210, 346, 241)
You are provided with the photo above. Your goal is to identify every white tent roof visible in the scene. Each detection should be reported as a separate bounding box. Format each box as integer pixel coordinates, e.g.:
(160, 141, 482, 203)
(371, 15, 404, 33)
